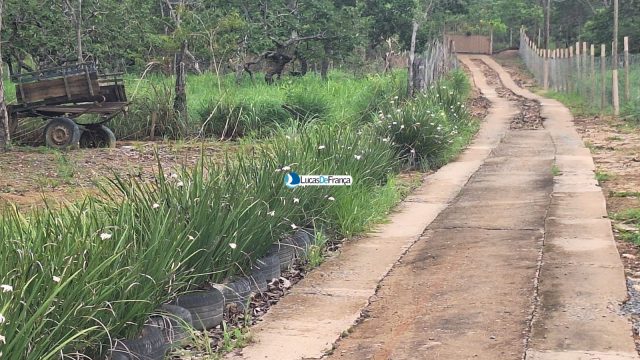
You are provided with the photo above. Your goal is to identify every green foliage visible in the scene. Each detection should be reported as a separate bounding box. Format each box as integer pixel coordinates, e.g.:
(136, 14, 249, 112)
(612, 208, 640, 244)
(582, 1, 640, 53)
(101, 71, 406, 141)
(375, 70, 476, 169)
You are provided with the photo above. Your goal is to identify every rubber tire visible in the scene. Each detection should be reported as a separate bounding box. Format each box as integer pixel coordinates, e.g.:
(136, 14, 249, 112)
(291, 229, 313, 257)
(268, 229, 313, 270)
(170, 290, 224, 331)
(44, 117, 80, 150)
(250, 254, 281, 292)
(268, 242, 297, 271)
(214, 278, 254, 310)
(148, 304, 193, 346)
(109, 325, 167, 360)
(80, 124, 116, 148)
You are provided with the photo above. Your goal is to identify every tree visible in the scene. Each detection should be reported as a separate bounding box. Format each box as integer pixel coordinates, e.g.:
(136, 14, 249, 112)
(0, 0, 10, 151)
(62, 0, 83, 62)
(582, 0, 639, 52)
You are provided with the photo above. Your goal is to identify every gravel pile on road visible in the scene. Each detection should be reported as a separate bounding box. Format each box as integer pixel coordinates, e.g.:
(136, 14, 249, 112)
(474, 60, 544, 130)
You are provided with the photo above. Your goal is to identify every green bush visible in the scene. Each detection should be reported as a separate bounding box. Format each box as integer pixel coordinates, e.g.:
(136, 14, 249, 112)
(376, 70, 476, 169)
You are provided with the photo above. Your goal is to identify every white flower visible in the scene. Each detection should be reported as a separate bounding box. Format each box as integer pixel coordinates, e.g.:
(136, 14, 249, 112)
(152, 203, 160, 209)
(170, 173, 179, 179)
(0, 314, 5, 324)
(176, 181, 184, 187)
(285, 135, 291, 139)
(0, 285, 13, 293)
(318, 145, 326, 150)
(291, 224, 298, 229)
(100, 233, 112, 240)
(354, 155, 362, 160)
(188, 235, 195, 241)
(229, 243, 237, 249)
(52, 276, 61, 283)
(400, 125, 405, 129)
(392, 122, 397, 125)
(267, 210, 275, 217)
(282, 165, 291, 171)
(0, 334, 5, 344)
(410, 149, 416, 154)
(293, 198, 300, 204)
(415, 123, 421, 125)
(328, 197, 336, 201)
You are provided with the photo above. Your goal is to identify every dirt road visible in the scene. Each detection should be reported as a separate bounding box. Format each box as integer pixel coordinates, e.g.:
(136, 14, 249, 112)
(228, 56, 637, 360)
(325, 57, 636, 360)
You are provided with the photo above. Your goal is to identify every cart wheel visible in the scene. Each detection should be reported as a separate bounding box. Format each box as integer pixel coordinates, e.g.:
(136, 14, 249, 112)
(44, 117, 80, 150)
(80, 125, 116, 149)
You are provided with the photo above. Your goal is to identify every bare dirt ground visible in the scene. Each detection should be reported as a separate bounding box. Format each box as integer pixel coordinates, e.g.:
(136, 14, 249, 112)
(494, 49, 640, 352)
(0, 141, 233, 209)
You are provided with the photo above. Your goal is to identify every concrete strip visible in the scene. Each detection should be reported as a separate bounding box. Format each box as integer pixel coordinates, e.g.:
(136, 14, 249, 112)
(225, 56, 511, 360)
(475, 55, 637, 358)
(526, 350, 639, 360)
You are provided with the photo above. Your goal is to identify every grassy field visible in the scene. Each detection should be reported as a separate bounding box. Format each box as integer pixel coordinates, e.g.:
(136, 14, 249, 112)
(0, 69, 477, 359)
(5, 70, 408, 143)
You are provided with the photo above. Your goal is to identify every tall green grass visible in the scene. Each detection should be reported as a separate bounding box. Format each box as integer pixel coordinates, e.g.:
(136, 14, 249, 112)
(0, 70, 474, 359)
(112, 71, 407, 140)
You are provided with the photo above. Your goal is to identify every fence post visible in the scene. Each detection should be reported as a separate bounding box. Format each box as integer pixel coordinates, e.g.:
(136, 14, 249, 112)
(601, 44, 607, 111)
(554, 49, 559, 91)
(575, 43, 580, 84)
(612, 41, 620, 116)
(569, 46, 574, 93)
(624, 36, 630, 102)
(590, 44, 596, 104)
(543, 49, 549, 90)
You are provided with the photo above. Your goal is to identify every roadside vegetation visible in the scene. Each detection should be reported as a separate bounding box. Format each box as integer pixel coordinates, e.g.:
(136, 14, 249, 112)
(0, 69, 477, 359)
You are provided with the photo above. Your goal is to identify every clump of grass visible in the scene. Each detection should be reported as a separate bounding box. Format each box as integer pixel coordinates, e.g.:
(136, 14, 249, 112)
(612, 208, 640, 244)
(375, 70, 476, 169)
(595, 170, 612, 183)
(610, 191, 640, 198)
(306, 231, 329, 269)
(552, 164, 562, 176)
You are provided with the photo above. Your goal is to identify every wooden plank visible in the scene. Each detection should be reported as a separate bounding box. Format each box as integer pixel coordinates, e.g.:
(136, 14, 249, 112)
(34, 102, 128, 115)
(16, 74, 99, 104)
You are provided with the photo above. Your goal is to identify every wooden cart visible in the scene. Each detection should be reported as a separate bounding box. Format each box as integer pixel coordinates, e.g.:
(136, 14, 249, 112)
(7, 63, 128, 149)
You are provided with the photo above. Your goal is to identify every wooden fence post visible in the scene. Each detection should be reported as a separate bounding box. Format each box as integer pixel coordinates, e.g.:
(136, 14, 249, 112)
(601, 44, 607, 110)
(624, 36, 630, 102)
(576, 42, 581, 92)
(590, 44, 596, 103)
(543, 49, 549, 90)
(612, 41, 620, 116)
(569, 46, 574, 92)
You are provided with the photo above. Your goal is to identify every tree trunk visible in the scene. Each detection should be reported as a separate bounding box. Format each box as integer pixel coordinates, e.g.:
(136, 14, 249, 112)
(0, 0, 10, 151)
(76, 0, 82, 62)
(321, 43, 331, 81)
(545, 0, 551, 48)
(407, 21, 419, 97)
(174, 40, 188, 120)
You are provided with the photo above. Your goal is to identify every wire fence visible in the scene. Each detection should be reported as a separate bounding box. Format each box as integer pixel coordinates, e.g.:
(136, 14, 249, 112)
(410, 39, 458, 96)
(519, 29, 640, 117)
